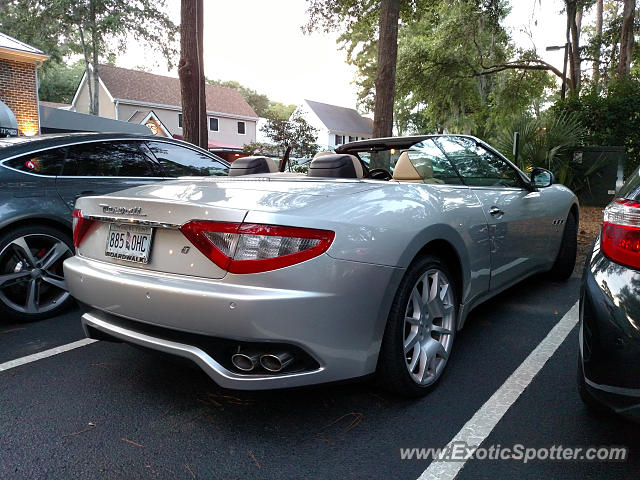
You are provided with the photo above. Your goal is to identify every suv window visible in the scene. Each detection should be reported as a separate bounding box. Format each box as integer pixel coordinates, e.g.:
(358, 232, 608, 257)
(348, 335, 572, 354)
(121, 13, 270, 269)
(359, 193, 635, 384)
(146, 141, 228, 177)
(62, 141, 161, 177)
(434, 136, 523, 188)
(406, 139, 463, 184)
(3, 148, 65, 175)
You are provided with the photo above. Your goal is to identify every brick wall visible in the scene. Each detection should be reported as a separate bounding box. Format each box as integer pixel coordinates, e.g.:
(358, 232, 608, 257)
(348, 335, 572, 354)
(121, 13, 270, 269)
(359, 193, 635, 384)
(0, 58, 39, 135)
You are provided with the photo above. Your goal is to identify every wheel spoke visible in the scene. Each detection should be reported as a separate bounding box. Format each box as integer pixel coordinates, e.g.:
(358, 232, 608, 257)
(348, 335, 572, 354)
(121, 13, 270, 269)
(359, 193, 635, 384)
(39, 241, 70, 271)
(25, 278, 39, 313)
(431, 324, 452, 335)
(0, 271, 30, 287)
(418, 345, 429, 381)
(407, 343, 420, 371)
(429, 271, 440, 302)
(404, 330, 420, 353)
(10, 237, 37, 267)
(439, 282, 449, 301)
(424, 337, 448, 362)
(410, 287, 422, 315)
(41, 274, 67, 291)
(405, 315, 420, 326)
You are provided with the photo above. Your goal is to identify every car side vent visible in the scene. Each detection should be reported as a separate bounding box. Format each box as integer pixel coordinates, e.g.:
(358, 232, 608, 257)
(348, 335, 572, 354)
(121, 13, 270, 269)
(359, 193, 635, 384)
(228, 156, 278, 176)
(307, 154, 363, 178)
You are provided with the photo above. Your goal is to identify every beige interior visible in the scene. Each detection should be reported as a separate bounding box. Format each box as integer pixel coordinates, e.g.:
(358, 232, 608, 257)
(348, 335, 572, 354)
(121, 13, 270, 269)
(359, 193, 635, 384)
(349, 155, 364, 178)
(313, 151, 333, 159)
(392, 151, 443, 184)
(392, 151, 424, 183)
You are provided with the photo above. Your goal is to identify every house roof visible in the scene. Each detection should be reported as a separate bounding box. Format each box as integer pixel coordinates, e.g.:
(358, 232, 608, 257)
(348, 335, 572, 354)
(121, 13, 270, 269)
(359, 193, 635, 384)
(304, 99, 372, 136)
(0, 31, 48, 62)
(97, 65, 258, 119)
(39, 101, 71, 110)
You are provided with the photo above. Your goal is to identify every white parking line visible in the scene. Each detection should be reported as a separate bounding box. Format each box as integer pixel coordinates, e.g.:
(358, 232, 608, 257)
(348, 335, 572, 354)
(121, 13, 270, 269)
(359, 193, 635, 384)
(418, 301, 580, 480)
(0, 338, 98, 373)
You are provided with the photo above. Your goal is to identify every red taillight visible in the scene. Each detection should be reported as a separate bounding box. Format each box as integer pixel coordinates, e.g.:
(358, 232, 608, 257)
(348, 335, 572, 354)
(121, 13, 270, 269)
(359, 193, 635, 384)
(179, 221, 335, 274)
(72, 209, 98, 247)
(601, 199, 640, 269)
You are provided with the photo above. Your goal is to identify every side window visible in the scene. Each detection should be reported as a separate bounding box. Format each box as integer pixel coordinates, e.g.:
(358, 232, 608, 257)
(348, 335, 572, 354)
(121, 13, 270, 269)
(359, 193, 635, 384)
(62, 141, 160, 177)
(434, 136, 523, 188)
(406, 139, 463, 185)
(237, 121, 246, 135)
(146, 141, 228, 177)
(209, 118, 219, 132)
(3, 148, 65, 175)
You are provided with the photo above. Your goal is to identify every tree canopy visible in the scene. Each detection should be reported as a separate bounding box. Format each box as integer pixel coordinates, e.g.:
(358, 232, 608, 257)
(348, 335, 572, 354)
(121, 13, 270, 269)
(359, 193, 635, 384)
(0, 0, 178, 114)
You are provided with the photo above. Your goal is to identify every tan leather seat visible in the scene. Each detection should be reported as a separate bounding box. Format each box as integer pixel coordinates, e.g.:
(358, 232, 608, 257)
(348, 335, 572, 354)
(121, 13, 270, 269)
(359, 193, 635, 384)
(313, 151, 333, 159)
(393, 151, 424, 183)
(392, 151, 443, 184)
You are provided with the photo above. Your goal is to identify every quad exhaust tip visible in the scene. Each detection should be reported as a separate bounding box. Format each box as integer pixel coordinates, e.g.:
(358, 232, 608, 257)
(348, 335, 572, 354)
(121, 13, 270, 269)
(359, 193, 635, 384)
(260, 352, 294, 372)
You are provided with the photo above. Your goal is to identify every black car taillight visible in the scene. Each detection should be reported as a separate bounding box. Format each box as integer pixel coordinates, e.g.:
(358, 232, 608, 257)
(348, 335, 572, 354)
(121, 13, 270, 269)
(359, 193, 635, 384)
(601, 199, 640, 269)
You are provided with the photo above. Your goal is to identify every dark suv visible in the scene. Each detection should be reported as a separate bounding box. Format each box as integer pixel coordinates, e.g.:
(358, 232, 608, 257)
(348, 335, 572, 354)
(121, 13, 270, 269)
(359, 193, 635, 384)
(0, 133, 229, 321)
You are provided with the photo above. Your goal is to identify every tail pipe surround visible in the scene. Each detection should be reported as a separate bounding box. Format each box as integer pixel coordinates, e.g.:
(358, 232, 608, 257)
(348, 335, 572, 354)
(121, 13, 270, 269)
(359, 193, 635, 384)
(260, 352, 294, 372)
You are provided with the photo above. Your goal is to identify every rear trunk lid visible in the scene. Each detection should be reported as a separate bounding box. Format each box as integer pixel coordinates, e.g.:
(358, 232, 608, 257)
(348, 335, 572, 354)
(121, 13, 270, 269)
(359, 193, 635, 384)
(73, 177, 377, 279)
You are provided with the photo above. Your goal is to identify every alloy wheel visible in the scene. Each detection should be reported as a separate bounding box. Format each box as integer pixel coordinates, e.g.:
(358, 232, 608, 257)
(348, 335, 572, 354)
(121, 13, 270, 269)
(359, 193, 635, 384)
(0, 234, 72, 315)
(403, 268, 455, 386)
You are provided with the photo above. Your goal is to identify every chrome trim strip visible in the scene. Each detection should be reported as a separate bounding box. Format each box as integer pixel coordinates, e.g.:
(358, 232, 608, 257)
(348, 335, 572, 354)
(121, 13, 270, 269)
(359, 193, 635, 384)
(83, 215, 181, 229)
(585, 376, 640, 397)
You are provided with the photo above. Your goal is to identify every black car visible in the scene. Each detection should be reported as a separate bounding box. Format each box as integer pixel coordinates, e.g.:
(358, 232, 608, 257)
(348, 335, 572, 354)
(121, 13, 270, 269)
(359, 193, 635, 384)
(578, 168, 640, 421)
(0, 133, 229, 321)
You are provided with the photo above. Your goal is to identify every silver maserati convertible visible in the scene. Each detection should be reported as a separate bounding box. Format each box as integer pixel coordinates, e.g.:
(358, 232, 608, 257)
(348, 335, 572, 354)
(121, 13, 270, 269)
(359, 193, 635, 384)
(63, 135, 578, 396)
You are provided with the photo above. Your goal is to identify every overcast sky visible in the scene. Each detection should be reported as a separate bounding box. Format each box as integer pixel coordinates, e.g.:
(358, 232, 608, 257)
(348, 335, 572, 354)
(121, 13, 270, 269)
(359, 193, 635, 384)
(119, 0, 573, 113)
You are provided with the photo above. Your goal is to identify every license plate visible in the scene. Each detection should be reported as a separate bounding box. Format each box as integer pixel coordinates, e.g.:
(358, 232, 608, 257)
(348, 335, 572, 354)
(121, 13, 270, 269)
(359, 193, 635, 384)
(105, 224, 153, 264)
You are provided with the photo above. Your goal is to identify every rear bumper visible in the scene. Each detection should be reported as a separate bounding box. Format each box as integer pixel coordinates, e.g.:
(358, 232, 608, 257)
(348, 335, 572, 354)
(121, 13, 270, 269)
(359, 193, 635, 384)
(579, 242, 640, 420)
(64, 254, 404, 390)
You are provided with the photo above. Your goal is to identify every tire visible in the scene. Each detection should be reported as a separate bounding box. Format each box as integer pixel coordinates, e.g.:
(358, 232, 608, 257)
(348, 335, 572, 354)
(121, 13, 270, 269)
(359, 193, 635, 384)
(0, 224, 74, 322)
(377, 255, 458, 397)
(576, 351, 609, 413)
(549, 212, 577, 281)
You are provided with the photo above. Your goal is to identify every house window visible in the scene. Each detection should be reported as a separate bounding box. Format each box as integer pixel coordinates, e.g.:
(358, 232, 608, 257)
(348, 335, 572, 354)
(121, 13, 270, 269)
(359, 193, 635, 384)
(237, 121, 246, 135)
(209, 117, 219, 131)
(335, 135, 344, 145)
(349, 136, 357, 142)
(178, 113, 182, 128)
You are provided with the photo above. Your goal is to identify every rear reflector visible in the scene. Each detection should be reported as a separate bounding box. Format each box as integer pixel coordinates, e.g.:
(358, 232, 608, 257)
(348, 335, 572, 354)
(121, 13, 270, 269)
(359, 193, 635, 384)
(179, 221, 335, 274)
(72, 209, 98, 247)
(601, 199, 640, 269)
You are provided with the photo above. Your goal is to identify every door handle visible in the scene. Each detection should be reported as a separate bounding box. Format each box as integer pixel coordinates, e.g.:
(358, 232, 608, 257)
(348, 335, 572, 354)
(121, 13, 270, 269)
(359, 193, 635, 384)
(489, 206, 504, 217)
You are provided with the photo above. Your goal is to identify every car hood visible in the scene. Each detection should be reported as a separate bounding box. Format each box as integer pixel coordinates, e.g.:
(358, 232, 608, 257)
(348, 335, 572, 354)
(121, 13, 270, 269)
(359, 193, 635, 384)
(105, 177, 384, 213)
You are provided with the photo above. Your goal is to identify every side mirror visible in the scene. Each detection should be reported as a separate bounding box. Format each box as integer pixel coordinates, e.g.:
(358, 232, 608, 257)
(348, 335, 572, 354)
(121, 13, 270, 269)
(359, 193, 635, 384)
(530, 167, 554, 188)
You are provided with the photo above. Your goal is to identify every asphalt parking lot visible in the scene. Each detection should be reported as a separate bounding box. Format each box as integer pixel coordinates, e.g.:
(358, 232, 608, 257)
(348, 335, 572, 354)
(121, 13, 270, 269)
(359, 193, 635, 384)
(1, 274, 638, 479)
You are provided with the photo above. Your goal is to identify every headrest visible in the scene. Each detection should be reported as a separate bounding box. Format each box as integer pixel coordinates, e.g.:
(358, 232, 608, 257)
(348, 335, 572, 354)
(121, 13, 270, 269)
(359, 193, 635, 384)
(392, 151, 423, 182)
(313, 151, 333, 159)
(228, 156, 278, 176)
(307, 154, 363, 178)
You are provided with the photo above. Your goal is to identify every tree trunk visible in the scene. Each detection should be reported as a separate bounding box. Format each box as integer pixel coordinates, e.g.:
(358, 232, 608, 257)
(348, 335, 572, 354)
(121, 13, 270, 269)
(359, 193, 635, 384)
(593, 0, 603, 89)
(371, 0, 399, 170)
(89, 0, 99, 115)
(78, 25, 94, 115)
(618, 0, 636, 78)
(178, 0, 207, 148)
(566, 0, 582, 94)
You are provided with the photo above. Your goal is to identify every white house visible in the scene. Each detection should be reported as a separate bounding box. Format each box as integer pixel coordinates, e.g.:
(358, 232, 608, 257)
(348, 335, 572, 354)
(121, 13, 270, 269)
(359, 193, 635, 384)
(297, 99, 373, 150)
